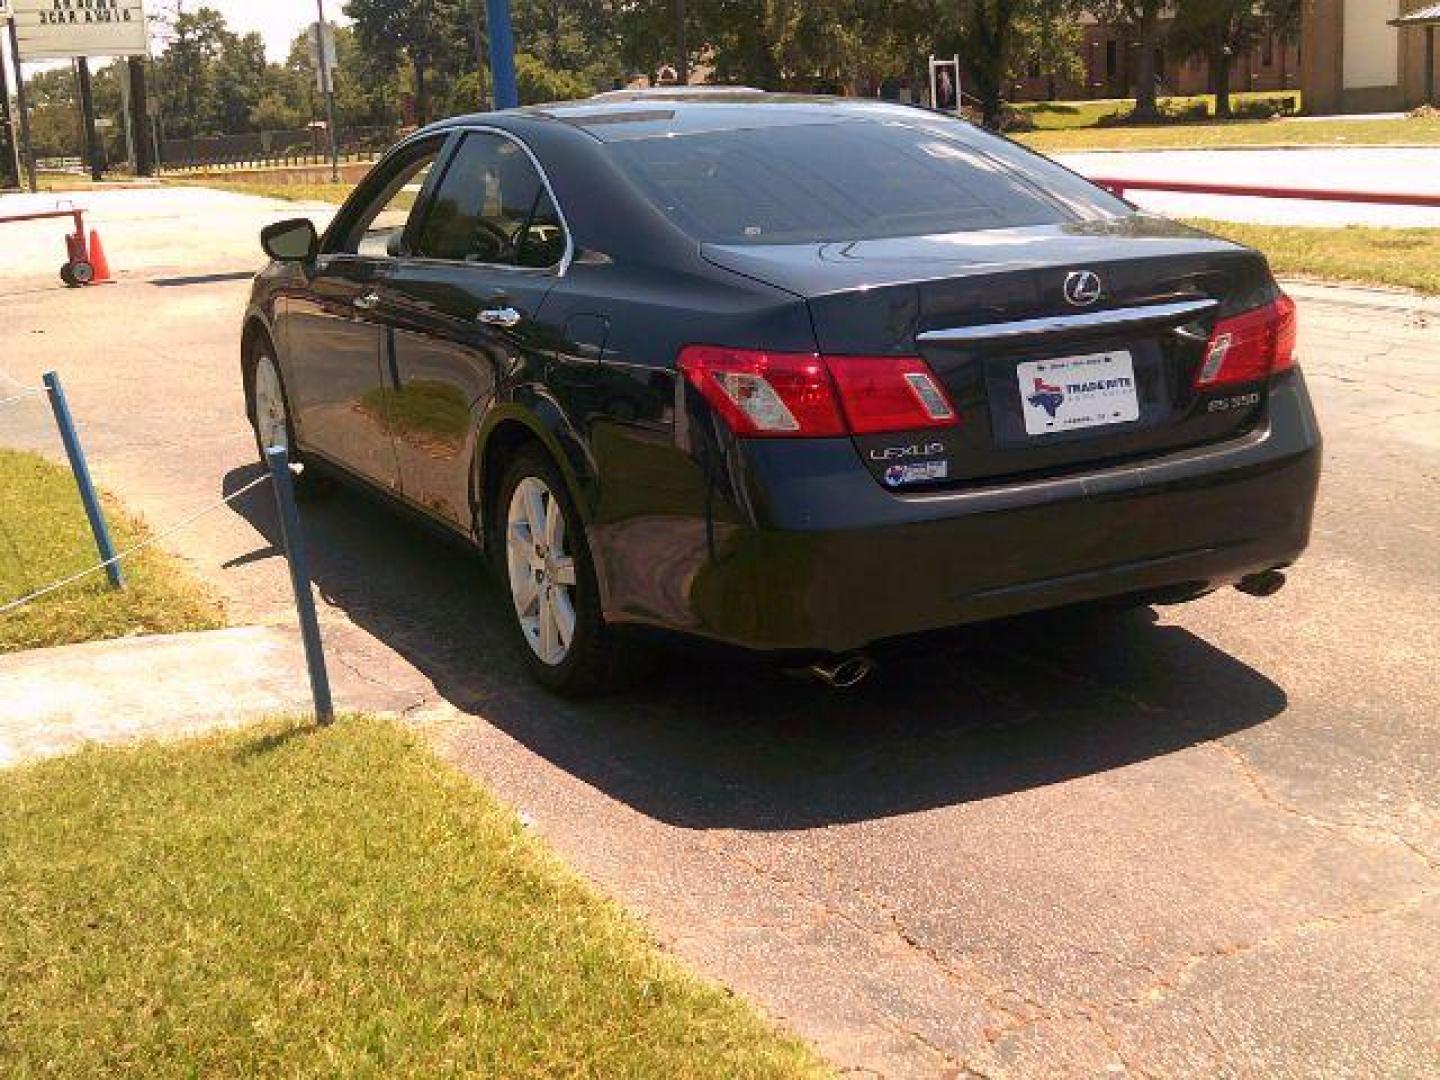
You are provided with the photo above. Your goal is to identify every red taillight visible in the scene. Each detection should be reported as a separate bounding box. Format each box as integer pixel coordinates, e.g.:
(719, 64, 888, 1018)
(678, 345, 958, 438)
(1196, 294, 1297, 388)
(824, 355, 957, 434)
(677, 346, 846, 436)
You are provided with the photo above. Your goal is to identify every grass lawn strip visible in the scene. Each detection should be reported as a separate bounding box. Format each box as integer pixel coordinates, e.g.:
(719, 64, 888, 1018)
(0, 716, 827, 1077)
(1182, 219, 1440, 296)
(1017, 115, 1440, 151)
(0, 448, 223, 652)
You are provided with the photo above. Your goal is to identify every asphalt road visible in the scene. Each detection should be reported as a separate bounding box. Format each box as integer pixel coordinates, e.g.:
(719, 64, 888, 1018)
(1058, 147, 1440, 227)
(2, 188, 1438, 1078)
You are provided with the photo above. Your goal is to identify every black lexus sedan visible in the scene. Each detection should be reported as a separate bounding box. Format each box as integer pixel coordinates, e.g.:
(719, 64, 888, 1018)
(242, 91, 1321, 695)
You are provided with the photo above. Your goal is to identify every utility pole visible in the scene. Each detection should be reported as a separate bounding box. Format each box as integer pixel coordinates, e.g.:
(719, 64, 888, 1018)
(6, 15, 34, 189)
(314, 0, 339, 182)
(76, 56, 103, 181)
(674, 0, 688, 85)
(470, 0, 487, 107)
(1, 17, 20, 189)
(484, 0, 517, 109)
(128, 57, 153, 176)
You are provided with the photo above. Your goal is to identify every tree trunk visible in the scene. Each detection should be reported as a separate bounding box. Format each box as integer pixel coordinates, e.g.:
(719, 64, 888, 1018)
(413, 53, 428, 124)
(1133, 6, 1160, 121)
(1213, 48, 1232, 117)
(974, 0, 1013, 130)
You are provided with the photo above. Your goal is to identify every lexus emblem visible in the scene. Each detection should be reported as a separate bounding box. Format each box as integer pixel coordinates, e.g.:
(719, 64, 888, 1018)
(1063, 270, 1103, 307)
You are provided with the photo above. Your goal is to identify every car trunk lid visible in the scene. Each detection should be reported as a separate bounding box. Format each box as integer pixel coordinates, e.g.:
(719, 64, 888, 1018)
(701, 219, 1281, 489)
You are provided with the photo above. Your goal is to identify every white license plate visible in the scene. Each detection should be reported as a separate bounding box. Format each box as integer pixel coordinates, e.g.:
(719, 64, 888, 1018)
(1016, 351, 1140, 436)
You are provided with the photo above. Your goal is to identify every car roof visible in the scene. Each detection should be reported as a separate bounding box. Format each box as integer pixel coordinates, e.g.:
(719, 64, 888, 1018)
(432, 91, 945, 143)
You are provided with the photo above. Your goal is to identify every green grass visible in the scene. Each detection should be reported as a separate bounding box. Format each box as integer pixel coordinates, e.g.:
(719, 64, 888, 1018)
(1012, 90, 1300, 131)
(34, 169, 97, 191)
(1184, 219, 1440, 295)
(0, 449, 223, 652)
(0, 717, 826, 1078)
(1017, 114, 1440, 151)
(174, 174, 357, 204)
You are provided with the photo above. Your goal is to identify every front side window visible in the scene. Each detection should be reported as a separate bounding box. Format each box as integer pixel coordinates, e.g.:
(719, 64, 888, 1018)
(340, 146, 439, 258)
(412, 132, 567, 268)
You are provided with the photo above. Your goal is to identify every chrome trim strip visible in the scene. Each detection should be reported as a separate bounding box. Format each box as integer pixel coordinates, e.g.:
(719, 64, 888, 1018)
(916, 298, 1219, 345)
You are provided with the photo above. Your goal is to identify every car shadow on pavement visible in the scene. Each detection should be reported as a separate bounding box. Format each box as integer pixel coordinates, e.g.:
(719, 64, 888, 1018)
(225, 464, 1287, 831)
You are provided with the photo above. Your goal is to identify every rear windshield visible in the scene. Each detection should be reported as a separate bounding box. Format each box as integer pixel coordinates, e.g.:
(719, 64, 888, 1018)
(607, 119, 1123, 245)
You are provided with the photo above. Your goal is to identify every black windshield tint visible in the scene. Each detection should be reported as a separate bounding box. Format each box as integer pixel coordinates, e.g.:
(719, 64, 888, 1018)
(609, 120, 1120, 244)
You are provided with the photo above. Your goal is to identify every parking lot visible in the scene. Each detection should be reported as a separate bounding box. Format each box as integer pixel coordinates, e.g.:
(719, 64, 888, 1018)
(2, 187, 1438, 1077)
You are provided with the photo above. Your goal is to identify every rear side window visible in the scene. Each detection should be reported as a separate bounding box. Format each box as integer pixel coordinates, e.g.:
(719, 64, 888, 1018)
(413, 132, 567, 268)
(608, 119, 1123, 245)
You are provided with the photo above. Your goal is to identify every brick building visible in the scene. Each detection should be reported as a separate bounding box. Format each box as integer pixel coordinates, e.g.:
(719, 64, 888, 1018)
(1301, 0, 1439, 113)
(1010, 10, 1301, 103)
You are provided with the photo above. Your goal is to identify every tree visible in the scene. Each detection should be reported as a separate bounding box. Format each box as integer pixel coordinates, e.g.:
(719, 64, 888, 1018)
(1015, 0, 1085, 102)
(617, 0, 946, 96)
(954, 0, 1029, 129)
(1087, 0, 1166, 119)
(250, 90, 305, 131)
(1170, 0, 1264, 118)
(344, 0, 468, 124)
(153, 4, 235, 137)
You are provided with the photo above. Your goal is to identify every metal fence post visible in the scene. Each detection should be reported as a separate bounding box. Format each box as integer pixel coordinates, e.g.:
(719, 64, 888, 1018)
(265, 446, 334, 724)
(43, 370, 123, 590)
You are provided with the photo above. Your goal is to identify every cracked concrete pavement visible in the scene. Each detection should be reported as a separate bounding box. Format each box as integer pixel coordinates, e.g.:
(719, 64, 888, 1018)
(1, 188, 1437, 1077)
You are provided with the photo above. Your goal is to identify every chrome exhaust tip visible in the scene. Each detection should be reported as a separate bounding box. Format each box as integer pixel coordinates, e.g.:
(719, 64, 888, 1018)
(1237, 569, 1287, 597)
(808, 654, 875, 689)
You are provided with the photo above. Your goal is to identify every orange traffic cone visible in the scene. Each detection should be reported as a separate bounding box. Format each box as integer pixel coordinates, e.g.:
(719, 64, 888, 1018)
(86, 228, 115, 285)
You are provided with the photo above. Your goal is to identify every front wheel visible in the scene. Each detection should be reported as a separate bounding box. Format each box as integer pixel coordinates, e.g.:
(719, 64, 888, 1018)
(247, 345, 332, 501)
(498, 446, 640, 696)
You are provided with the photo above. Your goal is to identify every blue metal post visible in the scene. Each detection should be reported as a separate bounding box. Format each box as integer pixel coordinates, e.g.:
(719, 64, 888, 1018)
(265, 445, 335, 725)
(485, 0, 519, 109)
(43, 370, 123, 590)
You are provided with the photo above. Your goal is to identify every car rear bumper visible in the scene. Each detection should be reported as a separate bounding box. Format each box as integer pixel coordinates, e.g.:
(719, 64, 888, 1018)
(603, 371, 1321, 656)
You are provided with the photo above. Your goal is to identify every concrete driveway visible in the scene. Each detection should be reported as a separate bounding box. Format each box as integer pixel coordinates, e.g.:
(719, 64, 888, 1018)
(1058, 147, 1440, 227)
(2, 187, 1437, 1078)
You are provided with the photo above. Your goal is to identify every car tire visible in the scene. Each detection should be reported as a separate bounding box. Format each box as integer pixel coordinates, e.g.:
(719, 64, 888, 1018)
(496, 445, 641, 696)
(245, 337, 334, 501)
(59, 262, 77, 287)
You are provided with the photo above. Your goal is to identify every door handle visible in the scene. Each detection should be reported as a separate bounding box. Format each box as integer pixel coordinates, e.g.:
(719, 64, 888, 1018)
(352, 292, 380, 311)
(477, 306, 523, 328)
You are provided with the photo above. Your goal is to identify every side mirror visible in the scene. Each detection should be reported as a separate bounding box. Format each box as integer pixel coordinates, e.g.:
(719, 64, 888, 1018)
(260, 218, 319, 263)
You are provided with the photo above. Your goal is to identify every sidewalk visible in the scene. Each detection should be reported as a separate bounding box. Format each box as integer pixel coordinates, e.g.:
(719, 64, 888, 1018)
(1058, 146, 1440, 227)
(0, 622, 432, 768)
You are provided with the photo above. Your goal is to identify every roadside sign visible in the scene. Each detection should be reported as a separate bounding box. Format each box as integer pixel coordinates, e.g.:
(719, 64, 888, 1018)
(11, 0, 149, 60)
(309, 20, 337, 92)
(929, 54, 961, 114)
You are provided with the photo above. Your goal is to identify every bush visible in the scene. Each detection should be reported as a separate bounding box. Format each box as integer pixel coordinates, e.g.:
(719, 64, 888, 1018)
(515, 53, 593, 105)
(1231, 96, 1297, 120)
(999, 106, 1036, 132)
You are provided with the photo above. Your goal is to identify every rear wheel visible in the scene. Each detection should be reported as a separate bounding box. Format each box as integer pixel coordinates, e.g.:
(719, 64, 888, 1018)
(247, 342, 333, 501)
(69, 260, 95, 286)
(497, 446, 639, 696)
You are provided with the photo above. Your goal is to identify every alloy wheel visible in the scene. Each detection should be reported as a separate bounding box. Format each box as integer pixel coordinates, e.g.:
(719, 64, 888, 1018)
(506, 476, 578, 666)
(253, 354, 289, 452)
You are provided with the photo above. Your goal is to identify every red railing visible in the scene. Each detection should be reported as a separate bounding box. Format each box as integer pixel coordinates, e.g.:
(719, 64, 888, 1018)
(0, 207, 88, 232)
(1091, 177, 1440, 208)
